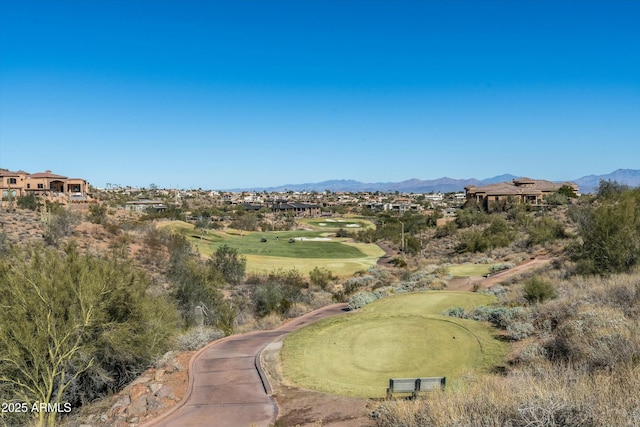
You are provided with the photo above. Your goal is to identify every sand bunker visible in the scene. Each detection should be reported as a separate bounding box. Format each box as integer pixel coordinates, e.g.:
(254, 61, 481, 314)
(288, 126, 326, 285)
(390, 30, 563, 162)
(295, 237, 333, 241)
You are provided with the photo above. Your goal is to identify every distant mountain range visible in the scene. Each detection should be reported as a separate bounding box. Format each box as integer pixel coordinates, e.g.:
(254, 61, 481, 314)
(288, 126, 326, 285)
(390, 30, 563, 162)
(229, 169, 640, 194)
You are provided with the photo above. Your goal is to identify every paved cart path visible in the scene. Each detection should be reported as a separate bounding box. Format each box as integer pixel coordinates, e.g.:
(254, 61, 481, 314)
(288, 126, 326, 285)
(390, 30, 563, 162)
(142, 304, 349, 427)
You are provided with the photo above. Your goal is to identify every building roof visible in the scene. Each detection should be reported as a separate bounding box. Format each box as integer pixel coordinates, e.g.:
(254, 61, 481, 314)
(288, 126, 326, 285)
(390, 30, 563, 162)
(28, 170, 69, 179)
(466, 178, 578, 196)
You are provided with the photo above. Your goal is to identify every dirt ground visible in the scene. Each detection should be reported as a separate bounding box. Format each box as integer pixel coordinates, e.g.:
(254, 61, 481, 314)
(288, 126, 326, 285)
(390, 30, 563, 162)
(261, 340, 377, 427)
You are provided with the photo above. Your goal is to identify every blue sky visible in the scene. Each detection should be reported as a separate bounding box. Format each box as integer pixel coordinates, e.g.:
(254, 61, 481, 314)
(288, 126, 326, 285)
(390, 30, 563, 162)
(1, 0, 638, 189)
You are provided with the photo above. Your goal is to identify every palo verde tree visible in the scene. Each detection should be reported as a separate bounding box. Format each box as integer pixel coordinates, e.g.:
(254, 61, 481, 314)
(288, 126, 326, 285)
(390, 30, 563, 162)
(211, 244, 246, 285)
(0, 243, 177, 427)
(568, 185, 640, 275)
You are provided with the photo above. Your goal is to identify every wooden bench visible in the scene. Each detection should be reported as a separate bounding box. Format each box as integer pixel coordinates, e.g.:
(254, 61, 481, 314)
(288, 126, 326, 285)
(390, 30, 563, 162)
(386, 377, 446, 399)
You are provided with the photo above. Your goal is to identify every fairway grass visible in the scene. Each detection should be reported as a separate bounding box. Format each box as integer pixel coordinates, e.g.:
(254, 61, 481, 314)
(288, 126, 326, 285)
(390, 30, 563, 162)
(281, 292, 508, 398)
(158, 220, 384, 276)
(447, 263, 493, 277)
(298, 217, 375, 231)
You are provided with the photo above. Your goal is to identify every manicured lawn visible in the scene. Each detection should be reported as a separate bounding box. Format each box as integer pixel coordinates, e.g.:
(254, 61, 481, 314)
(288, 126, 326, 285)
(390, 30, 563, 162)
(281, 292, 508, 398)
(158, 220, 384, 276)
(298, 217, 374, 231)
(447, 263, 493, 277)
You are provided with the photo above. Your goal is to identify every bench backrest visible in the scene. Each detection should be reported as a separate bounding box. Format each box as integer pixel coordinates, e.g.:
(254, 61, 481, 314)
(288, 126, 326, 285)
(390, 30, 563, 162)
(389, 378, 419, 393)
(416, 377, 446, 391)
(388, 377, 446, 394)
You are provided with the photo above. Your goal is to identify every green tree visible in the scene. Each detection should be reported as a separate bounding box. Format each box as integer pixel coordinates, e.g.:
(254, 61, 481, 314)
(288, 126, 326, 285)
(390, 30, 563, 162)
(16, 192, 39, 210)
(42, 207, 81, 246)
(250, 269, 307, 317)
(527, 216, 567, 246)
(557, 185, 578, 198)
(0, 244, 177, 427)
(568, 188, 640, 275)
(523, 276, 556, 304)
(211, 244, 246, 285)
(597, 179, 629, 199)
(87, 203, 108, 224)
(309, 267, 335, 290)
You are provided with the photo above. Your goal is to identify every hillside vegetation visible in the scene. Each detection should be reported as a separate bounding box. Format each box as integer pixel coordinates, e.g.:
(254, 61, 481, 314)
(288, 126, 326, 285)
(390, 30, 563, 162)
(1, 180, 638, 426)
(372, 184, 640, 426)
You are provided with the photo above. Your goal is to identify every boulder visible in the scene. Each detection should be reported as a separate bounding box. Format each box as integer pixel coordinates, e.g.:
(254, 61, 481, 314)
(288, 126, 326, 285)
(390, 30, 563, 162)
(129, 384, 148, 402)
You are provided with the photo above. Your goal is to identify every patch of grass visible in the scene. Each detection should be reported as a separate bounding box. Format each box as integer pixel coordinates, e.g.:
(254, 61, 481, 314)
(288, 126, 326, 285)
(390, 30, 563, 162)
(298, 217, 375, 231)
(447, 263, 493, 277)
(281, 292, 508, 398)
(160, 220, 385, 276)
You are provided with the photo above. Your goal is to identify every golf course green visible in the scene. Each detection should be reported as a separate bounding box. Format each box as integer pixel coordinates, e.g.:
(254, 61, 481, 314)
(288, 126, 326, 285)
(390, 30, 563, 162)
(280, 291, 508, 398)
(159, 220, 384, 276)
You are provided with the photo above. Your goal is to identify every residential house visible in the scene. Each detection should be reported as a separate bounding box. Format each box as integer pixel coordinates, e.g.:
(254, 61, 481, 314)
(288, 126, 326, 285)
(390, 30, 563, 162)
(271, 202, 321, 217)
(0, 169, 90, 201)
(464, 177, 578, 211)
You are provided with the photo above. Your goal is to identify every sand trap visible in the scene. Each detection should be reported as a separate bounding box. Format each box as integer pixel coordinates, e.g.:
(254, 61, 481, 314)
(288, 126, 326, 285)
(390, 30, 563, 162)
(295, 237, 333, 241)
(319, 223, 327, 226)
(346, 224, 360, 228)
(338, 219, 344, 222)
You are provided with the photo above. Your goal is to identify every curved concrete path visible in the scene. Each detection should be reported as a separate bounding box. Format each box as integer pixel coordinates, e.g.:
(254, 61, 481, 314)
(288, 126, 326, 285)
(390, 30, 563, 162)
(143, 304, 349, 427)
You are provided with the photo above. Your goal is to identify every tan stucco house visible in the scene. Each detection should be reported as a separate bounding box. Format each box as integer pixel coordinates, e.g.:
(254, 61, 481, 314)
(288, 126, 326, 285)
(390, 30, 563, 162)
(465, 177, 578, 211)
(0, 169, 90, 201)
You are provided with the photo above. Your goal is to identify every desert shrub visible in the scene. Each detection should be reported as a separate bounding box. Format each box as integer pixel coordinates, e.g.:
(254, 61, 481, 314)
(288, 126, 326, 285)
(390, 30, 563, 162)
(252, 272, 306, 317)
(456, 229, 488, 253)
(42, 208, 81, 246)
(506, 321, 535, 340)
(442, 306, 466, 318)
(597, 179, 630, 199)
(523, 276, 556, 304)
(309, 267, 335, 290)
(488, 262, 515, 274)
(373, 363, 640, 427)
(527, 216, 567, 246)
(0, 231, 9, 254)
(483, 216, 516, 248)
(551, 305, 638, 371)
(285, 302, 310, 318)
(510, 341, 548, 364)
(390, 257, 408, 267)
(568, 188, 640, 275)
(368, 265, 394, 284)
(456, 217, 515, 253)
(0, 244, 178, 426)
(434, 220, 457, 238)
(466, 305, 525, 329)
(210, 244, 246, 285)
(253, 282, 291, 316)
(257, 312, 283, 330)
(230, 213, 258, 231)
(456, 206, 489, 228)
(16, 192, 39, 210)
(348, 290, 381, 310)
(87, 203, 108, 224)
(481, 284, 508, 298)
(176, 327, 225, 351)
(344, 274, 375, 290)
(335, 227, 349, 237)
(543, 191, 569, 206)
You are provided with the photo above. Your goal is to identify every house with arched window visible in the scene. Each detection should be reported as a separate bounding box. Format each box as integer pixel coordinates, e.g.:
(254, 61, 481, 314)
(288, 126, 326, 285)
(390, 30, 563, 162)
(0, 169, 90, 202)
(464, 177, 578, 211)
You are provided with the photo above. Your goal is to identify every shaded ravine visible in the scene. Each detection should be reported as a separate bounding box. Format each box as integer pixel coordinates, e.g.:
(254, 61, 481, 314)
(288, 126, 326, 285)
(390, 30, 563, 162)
(142, 304, 349, 427)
